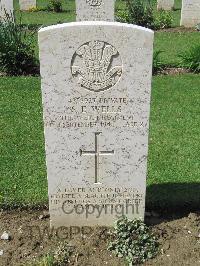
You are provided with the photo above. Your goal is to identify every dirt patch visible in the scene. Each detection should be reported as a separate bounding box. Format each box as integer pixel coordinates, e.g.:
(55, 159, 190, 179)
(157, 67, 190, 76)
(0, 210, 199, 266)
(157, 27, 198, 33)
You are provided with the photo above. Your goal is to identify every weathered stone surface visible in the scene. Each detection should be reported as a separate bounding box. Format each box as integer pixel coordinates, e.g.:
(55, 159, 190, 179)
(38, 21, 154, 227)
(76, 0, 115, 21)
(19, 0, 36, 11)
(0, 0, 13, 20)
(157, 0, 174, 10)
(181, 0, 200, 27)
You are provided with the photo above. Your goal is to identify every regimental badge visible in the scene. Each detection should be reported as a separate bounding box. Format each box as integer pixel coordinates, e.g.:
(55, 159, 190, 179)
(86, 0, 102, 7)
(71, 41, 122, 92)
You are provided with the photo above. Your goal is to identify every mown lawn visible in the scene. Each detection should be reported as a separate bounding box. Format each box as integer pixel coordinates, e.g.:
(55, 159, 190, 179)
(13, 0, 182, 27)
(13, 0, 199, 68)
(148, 75, 200, 211)
(14, 0, 126, 25)
(155, 32, 200, 66)
(1, 75, 200, 211)
(0, 77, 47, 207)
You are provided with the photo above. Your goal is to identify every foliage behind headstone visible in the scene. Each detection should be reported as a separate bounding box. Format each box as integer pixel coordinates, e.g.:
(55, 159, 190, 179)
(0, 12, 38, 76)
(125, 0, 154, 28)
(116, 0, 173, 30)
(179, 45, 200, 73)
(47, 0, 62, 13)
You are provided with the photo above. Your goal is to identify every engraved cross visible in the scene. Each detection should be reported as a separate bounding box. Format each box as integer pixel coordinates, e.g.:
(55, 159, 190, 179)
(80, 132, 114, 184)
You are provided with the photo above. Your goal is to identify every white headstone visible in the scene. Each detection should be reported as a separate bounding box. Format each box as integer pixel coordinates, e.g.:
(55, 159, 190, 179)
(38, 21, 154, 227)
(181, 0, 200, 27)
(0, 0, 13, 20)
(157, 0, 174, 10)
(19, 0, 36, 11)
(76, 0, 115, 21)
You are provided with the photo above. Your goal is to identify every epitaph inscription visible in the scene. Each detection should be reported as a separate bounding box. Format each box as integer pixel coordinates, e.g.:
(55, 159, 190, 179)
(71, 40, 122, 92)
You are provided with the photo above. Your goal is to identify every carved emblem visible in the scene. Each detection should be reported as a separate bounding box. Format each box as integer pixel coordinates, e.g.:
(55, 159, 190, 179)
(71, 41, 122, 92)
(86, 0, 102, 6)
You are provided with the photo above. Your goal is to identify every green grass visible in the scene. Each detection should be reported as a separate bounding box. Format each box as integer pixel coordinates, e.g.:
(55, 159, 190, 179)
(172, 0, 182, 27)
(147, 74, 200, 211)
(13, 0, 126, 26)
(0, 75, 200, 210)
(13, 0, 182, 27)
(14, 0, 76, 26)
(0, 77, 47, 207)
(154, 32, 200, 66)
(13, 0, 199, 67)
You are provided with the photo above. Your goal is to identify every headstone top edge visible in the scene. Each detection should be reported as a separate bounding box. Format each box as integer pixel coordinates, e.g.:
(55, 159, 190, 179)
(38, 21, 154, 35)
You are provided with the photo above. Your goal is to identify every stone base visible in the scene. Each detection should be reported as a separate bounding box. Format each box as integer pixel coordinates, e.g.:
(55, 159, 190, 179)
(19, 0, 36, 11)
(157, 0, 174, 11)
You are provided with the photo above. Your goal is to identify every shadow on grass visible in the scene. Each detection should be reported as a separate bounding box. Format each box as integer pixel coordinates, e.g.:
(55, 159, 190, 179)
(146, 182, 200, 213)
(145, 182, 200, 225)
(173, 7, 181, 11)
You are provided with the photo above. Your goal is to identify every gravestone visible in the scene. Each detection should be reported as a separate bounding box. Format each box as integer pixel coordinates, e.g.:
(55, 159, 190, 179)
(181, 0, 200, 27)
(157, 0, 174, 10)
(38, 21, 154, 227)
(76, 0, 115, 21)
(19, 0, 36, 11)
(0, 0, 13, 20)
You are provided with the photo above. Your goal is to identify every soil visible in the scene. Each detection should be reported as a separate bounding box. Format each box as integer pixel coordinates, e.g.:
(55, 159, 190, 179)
(156, 67, 190, 76)
(157, 27, 198, 33)
(0, 210, 200, 266)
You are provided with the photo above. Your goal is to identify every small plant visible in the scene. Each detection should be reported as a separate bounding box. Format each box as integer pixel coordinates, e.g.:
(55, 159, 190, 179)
(53, 242, 73, 265)
(153, 11, 173, 29)
(0, 193, 3, 205)
(153, 50, 165, 74)
(117, 1, 173, 30)
(108, 216, 159, 265)
(125, 0, 154, 28)
(34, 254, 55, 266)
(47, 0, 62, 13)
(0, 12, 38, 75)
(116, 9, 130, 23)
(178, 45, 200, 73)
(31, 242, 74, 266)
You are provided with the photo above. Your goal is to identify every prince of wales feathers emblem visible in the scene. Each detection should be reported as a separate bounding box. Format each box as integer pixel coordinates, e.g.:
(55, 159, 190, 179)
(71, 41, 122, 92)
